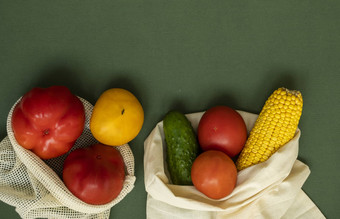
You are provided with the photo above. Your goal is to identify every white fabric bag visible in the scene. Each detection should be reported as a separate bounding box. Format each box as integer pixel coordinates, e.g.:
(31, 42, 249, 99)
(144, 111, 325, 219)
(0, 97, 136, 219)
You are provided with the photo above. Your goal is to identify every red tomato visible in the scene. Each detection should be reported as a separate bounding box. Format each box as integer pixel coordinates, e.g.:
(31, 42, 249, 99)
(11, 86, 85, 159)
(62, 143, 125, 205)
(197, 106, 247, 157)
(191, 150, 237, 199)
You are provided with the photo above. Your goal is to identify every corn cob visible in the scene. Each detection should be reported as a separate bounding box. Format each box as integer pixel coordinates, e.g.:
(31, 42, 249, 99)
(236, 87, 303, 171)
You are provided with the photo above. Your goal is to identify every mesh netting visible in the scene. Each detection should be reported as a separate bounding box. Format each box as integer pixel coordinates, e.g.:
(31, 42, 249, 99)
(0, 97, 136, 219)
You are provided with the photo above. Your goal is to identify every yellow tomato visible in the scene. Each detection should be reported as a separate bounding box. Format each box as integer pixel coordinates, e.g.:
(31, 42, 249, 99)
(90, 88, 144, 146)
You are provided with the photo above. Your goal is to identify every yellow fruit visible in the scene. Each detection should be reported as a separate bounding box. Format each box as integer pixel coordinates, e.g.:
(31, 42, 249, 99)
(90, 88, 144, 146)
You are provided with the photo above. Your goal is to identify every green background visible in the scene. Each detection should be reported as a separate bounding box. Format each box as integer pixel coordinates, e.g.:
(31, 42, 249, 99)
(1, 1, 339, 218)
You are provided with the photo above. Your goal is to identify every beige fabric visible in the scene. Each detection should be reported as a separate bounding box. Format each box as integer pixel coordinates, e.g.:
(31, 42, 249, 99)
(0, 97, 136, 219)
(144, 111, 325, 219)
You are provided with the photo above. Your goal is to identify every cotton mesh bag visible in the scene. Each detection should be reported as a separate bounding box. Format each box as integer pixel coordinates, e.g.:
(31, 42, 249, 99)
(144, 111, 325, 219)
(0, 97, 136, 219)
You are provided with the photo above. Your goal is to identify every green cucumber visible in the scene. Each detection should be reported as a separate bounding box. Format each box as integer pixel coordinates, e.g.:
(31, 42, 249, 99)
(163, 111, 199, 185)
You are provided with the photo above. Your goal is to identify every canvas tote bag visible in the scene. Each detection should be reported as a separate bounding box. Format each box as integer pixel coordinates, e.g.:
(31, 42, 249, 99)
(144, 111, 325, 219)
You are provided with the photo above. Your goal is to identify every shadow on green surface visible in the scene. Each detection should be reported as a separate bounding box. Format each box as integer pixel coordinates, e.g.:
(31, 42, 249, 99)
(267, 70, 300, 91)
(33, 63, 93, 100)
(206, 92, 239, 112)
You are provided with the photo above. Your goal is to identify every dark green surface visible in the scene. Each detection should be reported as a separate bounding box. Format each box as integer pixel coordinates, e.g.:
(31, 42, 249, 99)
(1, 1, 339, 218)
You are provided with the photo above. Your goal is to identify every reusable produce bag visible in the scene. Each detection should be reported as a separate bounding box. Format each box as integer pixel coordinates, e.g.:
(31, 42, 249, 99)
(0, 97, 136, 219)
(144, 111, 325, 219)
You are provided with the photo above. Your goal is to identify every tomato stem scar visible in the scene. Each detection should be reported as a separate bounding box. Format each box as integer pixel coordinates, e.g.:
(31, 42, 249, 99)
(43, 129, 50, 136)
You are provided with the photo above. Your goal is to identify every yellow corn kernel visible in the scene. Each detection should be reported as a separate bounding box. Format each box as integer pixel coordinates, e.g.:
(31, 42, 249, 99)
(236, 87, 303, 171)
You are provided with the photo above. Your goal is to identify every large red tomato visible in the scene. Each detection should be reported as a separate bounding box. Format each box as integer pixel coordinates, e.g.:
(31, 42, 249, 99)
(191, 150, 237, 199)
(62, 143, 125, 205)
(11, 86, 85, 159)
(197, 106, 247, 157)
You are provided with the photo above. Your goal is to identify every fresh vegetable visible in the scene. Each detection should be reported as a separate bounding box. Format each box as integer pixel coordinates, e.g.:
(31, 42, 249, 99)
(163, 111, 199, 185)
(90, 88, 144, 146)
(191, 150, 237, 199)
(197, 106, 247, 158)
(236, 87, 303, 171)
(11, 86, 85, 159)
(62, 143, 125, 205)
